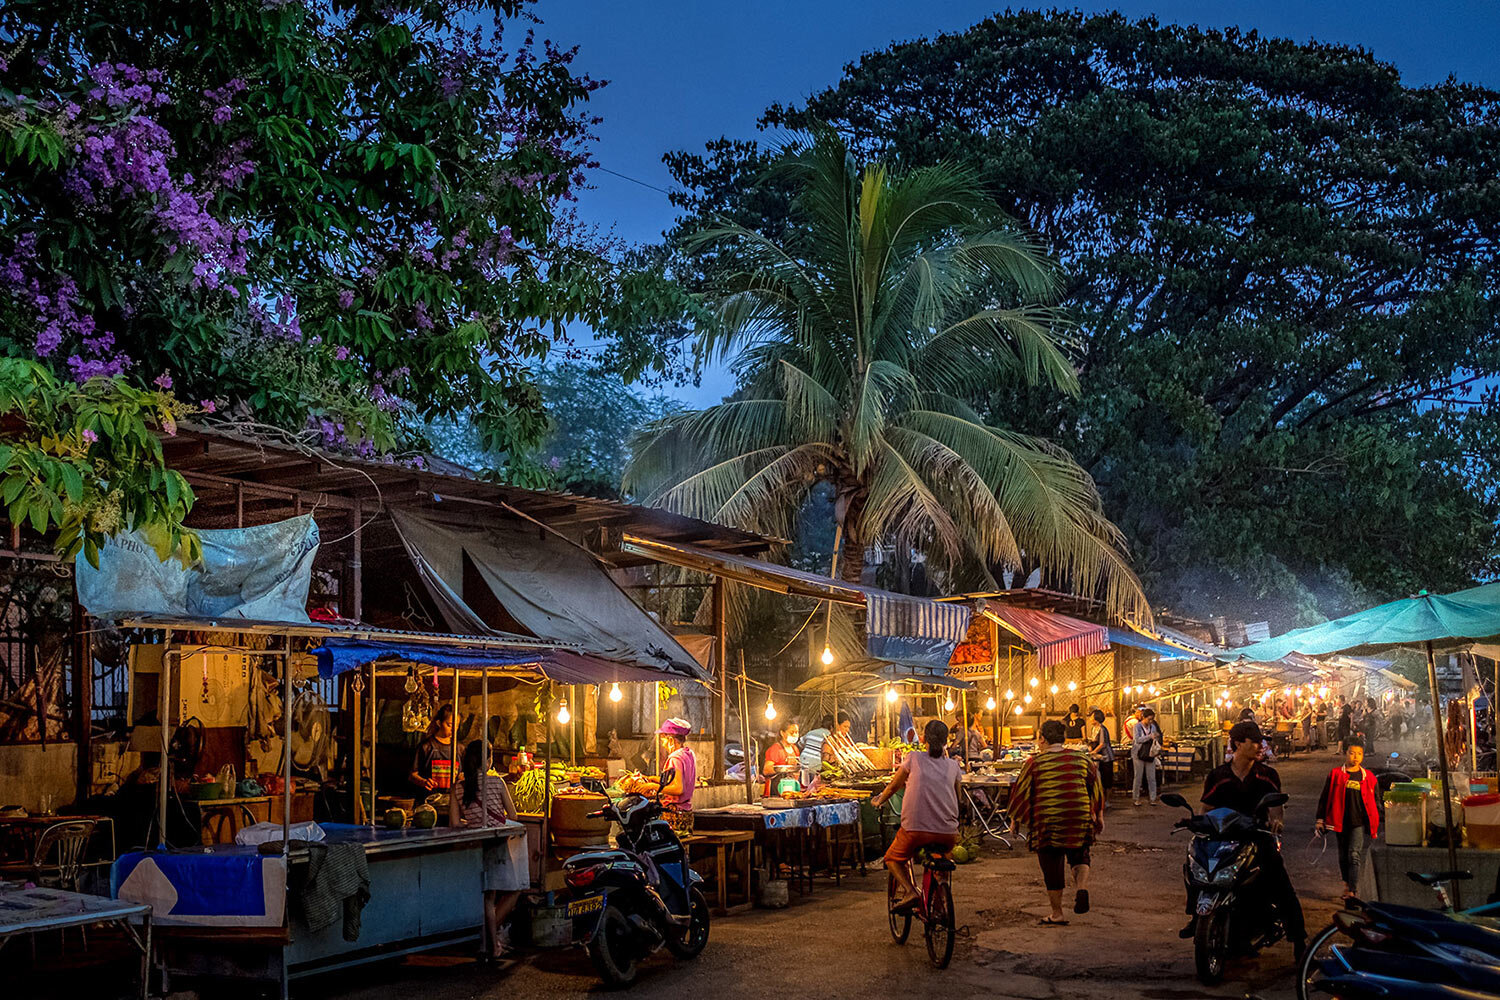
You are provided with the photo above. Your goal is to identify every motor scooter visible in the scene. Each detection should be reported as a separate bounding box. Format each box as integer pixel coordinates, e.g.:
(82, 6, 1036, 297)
(1162, 789, 1290, 985)
(560, 768, 710, 988)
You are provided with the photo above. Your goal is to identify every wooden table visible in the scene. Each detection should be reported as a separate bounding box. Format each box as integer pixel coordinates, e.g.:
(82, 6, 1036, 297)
(682, 830, 755, 915)
(195, 796, 272, 844)
(0, 814, 116, 868)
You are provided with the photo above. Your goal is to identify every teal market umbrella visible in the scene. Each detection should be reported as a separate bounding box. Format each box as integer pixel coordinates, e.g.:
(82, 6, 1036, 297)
(1230, 581, 1500, 897)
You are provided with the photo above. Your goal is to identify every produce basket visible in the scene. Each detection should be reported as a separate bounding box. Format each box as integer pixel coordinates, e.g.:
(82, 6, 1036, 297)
(863, 746, 895, 771)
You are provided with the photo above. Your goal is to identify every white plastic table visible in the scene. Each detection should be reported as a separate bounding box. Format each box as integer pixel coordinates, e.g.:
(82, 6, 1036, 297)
(0, 882, 151, 998)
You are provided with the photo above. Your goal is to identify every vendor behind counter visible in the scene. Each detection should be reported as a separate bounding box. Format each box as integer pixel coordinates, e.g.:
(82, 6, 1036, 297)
(411, 705, 457, 795)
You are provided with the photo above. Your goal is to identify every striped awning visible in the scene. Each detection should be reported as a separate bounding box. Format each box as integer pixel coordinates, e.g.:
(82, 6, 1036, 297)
(985, 605, 1110, 670)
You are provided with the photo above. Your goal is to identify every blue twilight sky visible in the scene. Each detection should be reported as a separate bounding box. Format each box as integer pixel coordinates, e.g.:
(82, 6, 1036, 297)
(529, 1, 1500, 405)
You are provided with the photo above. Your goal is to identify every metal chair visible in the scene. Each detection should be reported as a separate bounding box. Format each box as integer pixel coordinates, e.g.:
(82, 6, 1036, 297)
(0, 819, 97, 891)
(0, 819, 98, 954)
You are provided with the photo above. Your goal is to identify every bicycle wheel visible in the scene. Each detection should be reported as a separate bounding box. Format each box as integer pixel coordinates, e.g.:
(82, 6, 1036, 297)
(1297, 923, 1345, 1000)
(888, 873, 911, 944)
(924, 877, 955, 969)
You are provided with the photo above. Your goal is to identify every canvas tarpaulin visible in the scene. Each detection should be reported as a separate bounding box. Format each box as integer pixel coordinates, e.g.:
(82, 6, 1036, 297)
(311, 638, 679, 686)
(866, 594, 972, 668)
(76, 515, 318, 622)
(390, 509, 710, 683)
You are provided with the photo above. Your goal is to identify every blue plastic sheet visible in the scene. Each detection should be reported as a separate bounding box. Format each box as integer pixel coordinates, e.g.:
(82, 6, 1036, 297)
(77, 515, 318, 622)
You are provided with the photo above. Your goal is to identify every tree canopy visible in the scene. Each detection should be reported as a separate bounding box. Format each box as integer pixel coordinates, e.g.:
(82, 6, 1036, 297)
(662, 10, 1500, 627)
(627, 133, 1147, 618)
(0, 0, 687, 485)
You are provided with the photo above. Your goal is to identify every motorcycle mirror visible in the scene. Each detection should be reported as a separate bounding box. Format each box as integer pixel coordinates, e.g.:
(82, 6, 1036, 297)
(1255, 791, 1290, 814)
(1159, 792, 1191, 810)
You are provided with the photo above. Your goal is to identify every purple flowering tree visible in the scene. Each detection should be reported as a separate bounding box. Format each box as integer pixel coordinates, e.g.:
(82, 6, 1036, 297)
(0, 1, 694, 486)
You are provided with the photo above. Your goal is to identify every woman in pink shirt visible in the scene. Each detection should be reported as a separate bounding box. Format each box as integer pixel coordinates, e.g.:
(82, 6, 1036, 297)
(872, 720, 962, 911)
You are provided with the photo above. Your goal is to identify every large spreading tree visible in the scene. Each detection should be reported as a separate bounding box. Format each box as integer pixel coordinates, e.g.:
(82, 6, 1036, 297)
(626, 132, 1148, 619)
(661, 11, 1500, 626)
(0, 0, 686, 554)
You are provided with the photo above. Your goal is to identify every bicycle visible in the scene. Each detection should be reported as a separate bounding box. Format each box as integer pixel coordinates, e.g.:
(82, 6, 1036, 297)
(887, 848, 956, 969)
(1297, 869, 1500, 1000)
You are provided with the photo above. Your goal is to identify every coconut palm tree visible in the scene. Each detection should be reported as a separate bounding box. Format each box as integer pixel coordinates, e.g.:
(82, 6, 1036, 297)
(626, 132, 1146, 619)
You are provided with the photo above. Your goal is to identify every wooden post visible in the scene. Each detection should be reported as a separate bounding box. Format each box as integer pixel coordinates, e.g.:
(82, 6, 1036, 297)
(73, 605, 92, 805)
(713, 577, 728, 781)
(738, 652, 754, 805)
(544, 682, 553, 847)
(157, 633, 172, 849)
(450, 664, 459, 797)
(281, 649, 293, 851)
(481, 666, 489, 827)
(654, 682, 662, 775)
(1426, 641, 1461, 905)
(368, 661, 377, 825)
(990, 618, 1001, 750)
(351, 674, 363, 824)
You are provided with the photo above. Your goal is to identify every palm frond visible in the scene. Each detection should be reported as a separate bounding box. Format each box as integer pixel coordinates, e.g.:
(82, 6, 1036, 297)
(917, 305, 1081, 397)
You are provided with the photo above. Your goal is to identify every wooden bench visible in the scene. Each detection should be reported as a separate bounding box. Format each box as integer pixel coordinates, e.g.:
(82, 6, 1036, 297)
(683, 830, 755, 915)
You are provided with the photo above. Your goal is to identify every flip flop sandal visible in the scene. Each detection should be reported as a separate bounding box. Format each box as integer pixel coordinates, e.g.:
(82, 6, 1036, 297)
(1039, 916, 1069, 926)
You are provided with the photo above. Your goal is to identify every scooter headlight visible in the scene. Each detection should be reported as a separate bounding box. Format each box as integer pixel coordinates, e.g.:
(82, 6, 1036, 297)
(1188, 857, 1211, 882)
(1210, 857, 1244, 884)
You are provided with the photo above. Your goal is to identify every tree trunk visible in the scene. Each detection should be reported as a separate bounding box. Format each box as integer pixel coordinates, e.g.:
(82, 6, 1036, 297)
(834, 483, 868, 585)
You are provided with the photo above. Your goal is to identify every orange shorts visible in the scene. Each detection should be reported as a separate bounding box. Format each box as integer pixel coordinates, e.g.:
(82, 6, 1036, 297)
(884, 828, 959, 864)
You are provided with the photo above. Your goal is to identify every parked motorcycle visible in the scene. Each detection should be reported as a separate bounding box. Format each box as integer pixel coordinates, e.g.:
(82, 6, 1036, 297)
(561, 769, 710, 988)
(1161, 789, 1291, 985)
(1299, 870, 1500, 1000)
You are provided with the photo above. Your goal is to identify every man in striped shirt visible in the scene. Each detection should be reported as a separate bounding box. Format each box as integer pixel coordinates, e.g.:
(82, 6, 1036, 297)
(1008, 719, 1106, 924)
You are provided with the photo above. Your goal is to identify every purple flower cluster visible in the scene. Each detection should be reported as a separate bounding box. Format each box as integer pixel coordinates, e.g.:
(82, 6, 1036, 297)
(0, 234, 134, 377)
(59, 64, 253, 293)
(203, 78, 247, 126)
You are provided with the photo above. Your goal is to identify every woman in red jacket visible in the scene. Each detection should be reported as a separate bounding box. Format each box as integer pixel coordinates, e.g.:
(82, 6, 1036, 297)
(1315, 739, 1382, 899)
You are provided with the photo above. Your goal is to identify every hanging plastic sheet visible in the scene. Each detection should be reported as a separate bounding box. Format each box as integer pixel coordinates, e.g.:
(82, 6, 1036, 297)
(76, 515, 318, 622)
(866, 594, 972, 668)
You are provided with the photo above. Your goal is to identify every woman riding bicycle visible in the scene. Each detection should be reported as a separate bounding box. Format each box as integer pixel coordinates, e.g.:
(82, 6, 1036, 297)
(872, 719, 962, 912)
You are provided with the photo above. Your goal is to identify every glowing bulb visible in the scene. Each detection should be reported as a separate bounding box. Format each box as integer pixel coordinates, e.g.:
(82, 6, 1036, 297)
(1050, 684, 1059, 695)
(944, 695, 955, 712)
(1004, 689, 1015, 700)
(1225, 700, 1233, 708)
(1283, 687, 1292, 696)
(609, 682, 623, 703)
(821, 645, 834, 666)
(1318, 686, 1329, 698)
(1149, 686, 1158, 696)
(1023, 693, 1033, 705)
(764, 697, 777, 721)
(556, 701, 571, 725)
(1067, 681, 1077, 692)
(1029, 677, 1039, 688)
(1012, 704, 1022, 715)
(1215, 698, 1223, 707)
(985, 695, 997, 711)
(885, 684, 898, 704)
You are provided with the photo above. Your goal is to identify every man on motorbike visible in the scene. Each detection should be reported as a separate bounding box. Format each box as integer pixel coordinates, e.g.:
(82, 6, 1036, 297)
(1180, 720, 1307, 959)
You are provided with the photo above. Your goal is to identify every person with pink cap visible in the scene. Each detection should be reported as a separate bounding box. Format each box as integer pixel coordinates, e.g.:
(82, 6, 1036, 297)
(657, 717, 697, 820)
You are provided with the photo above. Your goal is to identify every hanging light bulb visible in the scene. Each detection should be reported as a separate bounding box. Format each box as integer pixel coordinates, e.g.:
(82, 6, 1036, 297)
(557, 700, 571, 725)
(1318, 686, 1329, 698)
(764, 692, 777, 721)
(885, 684, 899, 704)
(985, 695, 997, 711)
(609, 682, 623, 703)
(944, 695, 955, 712)
(1067, 681, 1077, 692)
(1050, 684, 1059, 695)
(821, 645, 834, 666)
(1004, 689, 1015, 700)
(1029, 677, 1040, 688)
(1225, 699, 1233, 708)
(1012, 704, 1022, 715)
(1283, 687, 1292, 696)
(1023, 693, 1033, 705)
(1149, 686, 1159, 696)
